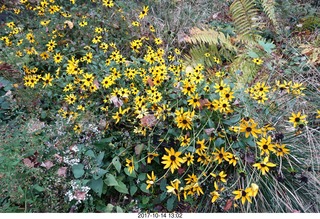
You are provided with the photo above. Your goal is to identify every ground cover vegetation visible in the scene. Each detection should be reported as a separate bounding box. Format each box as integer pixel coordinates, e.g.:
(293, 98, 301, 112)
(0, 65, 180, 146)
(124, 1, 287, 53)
(0, 0, 319, 213)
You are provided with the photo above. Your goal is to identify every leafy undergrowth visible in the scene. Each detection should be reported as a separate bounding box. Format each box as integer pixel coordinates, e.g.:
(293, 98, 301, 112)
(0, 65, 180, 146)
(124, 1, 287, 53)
(0, 0, 319, 213)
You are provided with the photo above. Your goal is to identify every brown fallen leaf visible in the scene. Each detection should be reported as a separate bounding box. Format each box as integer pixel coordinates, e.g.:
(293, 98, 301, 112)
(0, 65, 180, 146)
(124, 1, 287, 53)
(40, 160, 54, 170)
(57, 167, 68, 177)
(23, 158, 34, 168)
(223, 198, 234, 212)
(140, 114, 157, 128)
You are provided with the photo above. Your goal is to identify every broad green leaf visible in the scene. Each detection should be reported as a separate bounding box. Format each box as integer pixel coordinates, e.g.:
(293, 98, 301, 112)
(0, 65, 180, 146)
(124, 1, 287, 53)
(138, 173, 146, 181)
(139, 183, 150, 194)
(142, 196, 150, 205)
(85, 150, 95, 158)
(93, 168, 108, 180)
(96, 151, 105, 166)
(160, 178, 167, 191)
(33, 184, 45, 192)
(214, 138, 225, 147)
(88, 178, 103, 197)
(160, 192, 167, 201)
(112, 156, 121, 173)
(116, 206, 124, 213)
(130, 184, 138, 196)
(105, 174, 118, 186)
(166, 196, 176, 212)
(72, 164, 85, 178)
(124, 167, 137, 178)
(106, 204, 114, 212)
(247, 51, 259, 58)
(114, 181, 129, 194)
(258, 40, 275, 54)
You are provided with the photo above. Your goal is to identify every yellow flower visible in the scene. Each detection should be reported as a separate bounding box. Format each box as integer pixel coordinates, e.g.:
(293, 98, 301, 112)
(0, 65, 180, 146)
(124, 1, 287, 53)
(147, 152, 159, 164)
(212, 147, 228, 164)
(125, 157, 135, 174)
(257, 136, 276, 156)
(275, 143, 290, 157)
(253, 156, 276, 175)
(288, 111, 307, 128)
(250, 183, 259, 197)
(139, 6, 149, 19)
(183, 153, 194, 166)
(161, 147, 184, 174)
(210, 171, 227, 183)
(252, 58, 263, 65)
(166, 179, 182, 201)
(233, 187, 253, 205)
(146, 171, 156, 190)
(42, 73, 53, 87)
(239, 120, 261, 138)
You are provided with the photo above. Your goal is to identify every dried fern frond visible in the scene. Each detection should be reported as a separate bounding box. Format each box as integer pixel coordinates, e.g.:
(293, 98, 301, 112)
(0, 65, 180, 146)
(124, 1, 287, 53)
(260, 0, 279, 31)
(230, 0, 261, 37)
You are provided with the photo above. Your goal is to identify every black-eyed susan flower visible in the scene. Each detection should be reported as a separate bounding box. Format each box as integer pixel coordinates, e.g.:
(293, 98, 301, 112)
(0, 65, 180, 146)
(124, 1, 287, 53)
(146, 171, 156, 190)
(42, 73, 53, 88)
(288, 111, 307, 128)
(183, 153, 194, 166)
(214, 80, 228, 94)
(226, 152, 238, 166)
(252, 58, 263, 65)
(187, 93, 201, 108)
(166, 179, 182, 201)
(64, 93, 77, 105)
(197, 152, 211, 165)
(175, 108, 195, 130)
(195, 139, 207, 155)
(257, 136, 276, 156)
(212, 147, 228, 164)
(211, 171, 227, 183)
(210, 182, 224, 203)
(275, 143, 290, 157)
(112, 107, 130, 124)
(253, 156, 276, 175)
(233, 187, 253, 205)
(125, 157, 135, 174)
(178, 135, 191, 147)
(147, 152, 159, 164)
(138, 6, 149, 19)
(239, 120, 261, 138)
(161, 147, 184, 173)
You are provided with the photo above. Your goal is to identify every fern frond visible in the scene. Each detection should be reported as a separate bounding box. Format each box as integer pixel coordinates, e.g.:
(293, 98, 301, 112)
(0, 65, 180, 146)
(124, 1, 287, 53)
(230, 0, 261, 37)
(185, 27, 237, 53)
(260, 0, 279, 30)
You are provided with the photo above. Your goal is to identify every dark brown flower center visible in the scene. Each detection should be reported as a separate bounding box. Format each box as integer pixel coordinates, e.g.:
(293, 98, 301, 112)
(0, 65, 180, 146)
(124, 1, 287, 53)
(263, 145, 268, 150)
(246, 127, 252, 132)
(170, 155, 176, 161)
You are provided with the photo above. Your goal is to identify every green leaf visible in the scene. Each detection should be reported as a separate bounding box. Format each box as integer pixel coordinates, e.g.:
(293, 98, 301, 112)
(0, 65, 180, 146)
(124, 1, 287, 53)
(258, 40, 275, 54)
(223, 113, 241, 125)
(160, 178, 167, 191)
(33, 184, 45, 192)
(92, 168, 108, 180)
(114, 181, 129, 194)
(142, 196, 150, 205)
(85, 150, 95, 158)
(96, 151, 105, 166)
(72, 164, 85, 178)
(166, 196, 176, 212)
(105, 174, 118, 186)
(112, 156, 121, 173)
(247, 51, 259, 58)
(116, 206, 124, 213)
(160, 192, 167, 201)
(139, 183, 150, 194)
(130, 184, 138, 196)
(138, 173, 146, 181)
(88, 178, 103, 197)
(124, 167, 137, 178)
(214, 138, 225, 147)
(106, 203, 114, 212)
(242, 136, 255, 147)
